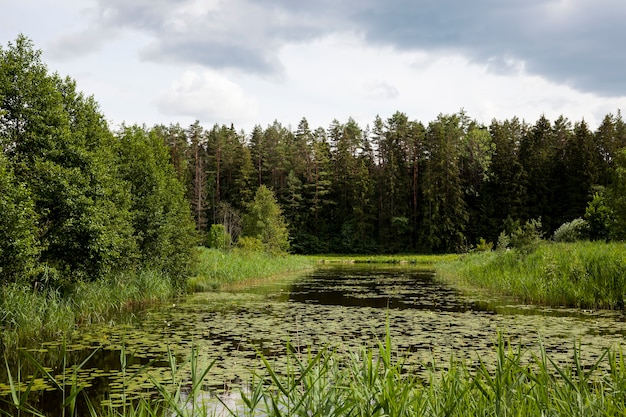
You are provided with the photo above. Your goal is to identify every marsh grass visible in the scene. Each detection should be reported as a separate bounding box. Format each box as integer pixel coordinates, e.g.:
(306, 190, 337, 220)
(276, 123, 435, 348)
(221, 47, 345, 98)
(0, 270, 175, 349)
(311, 253, 460, 267)
(437, 241, 626, 309)
(4, 329, 626, 416)
(187, 248, 314, 292)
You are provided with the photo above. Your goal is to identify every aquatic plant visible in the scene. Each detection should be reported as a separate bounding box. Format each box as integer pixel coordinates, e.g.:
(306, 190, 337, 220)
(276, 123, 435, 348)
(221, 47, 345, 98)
(5, 330, 626, 416)
(438, 241, 626, 309)
(187, 247, 314, 291)
(0, 269, 176, 349)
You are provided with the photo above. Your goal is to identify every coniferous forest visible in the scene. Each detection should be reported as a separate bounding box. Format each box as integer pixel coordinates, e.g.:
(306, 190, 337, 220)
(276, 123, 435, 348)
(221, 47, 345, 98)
(162, 107, 626, 254)
(3, 33, 626, 289)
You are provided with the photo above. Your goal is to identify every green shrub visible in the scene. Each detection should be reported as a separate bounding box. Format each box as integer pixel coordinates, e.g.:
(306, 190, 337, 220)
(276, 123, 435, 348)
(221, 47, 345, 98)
(206, 224, 232, 250)
(236, 236, 265, 252)
(553, 218, 589, 242)
(510, 218, 543, 249)
(475, 237, 493, 252)
(585, 192, 613, 241)
(496, 231, 511, 251)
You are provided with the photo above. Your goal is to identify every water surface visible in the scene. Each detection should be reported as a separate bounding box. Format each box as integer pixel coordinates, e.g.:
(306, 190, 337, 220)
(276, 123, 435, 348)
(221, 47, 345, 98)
(3, 264, 626, 413)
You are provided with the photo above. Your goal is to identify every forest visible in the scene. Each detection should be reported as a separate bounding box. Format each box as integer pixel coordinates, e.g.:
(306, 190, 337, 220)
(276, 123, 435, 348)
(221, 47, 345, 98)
(3, 33, 626, 291)
(158, 104, 626, 254)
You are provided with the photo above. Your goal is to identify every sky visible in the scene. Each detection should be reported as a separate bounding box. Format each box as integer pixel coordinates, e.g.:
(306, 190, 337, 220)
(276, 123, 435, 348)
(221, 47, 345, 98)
(1, 0, 625, 134)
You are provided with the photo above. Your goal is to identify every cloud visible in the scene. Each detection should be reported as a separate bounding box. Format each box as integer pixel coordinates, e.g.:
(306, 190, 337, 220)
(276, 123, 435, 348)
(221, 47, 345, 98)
(354, 0, 626, 96)
(364, 80, 400, 100)
(46, 28, 117, 59)
(157, 69, 260, 125)
(47, 0, 626, 97)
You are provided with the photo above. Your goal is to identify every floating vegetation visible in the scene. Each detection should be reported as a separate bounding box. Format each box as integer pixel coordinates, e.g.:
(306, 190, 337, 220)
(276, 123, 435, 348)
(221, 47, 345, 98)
(2, 264, 626, 415)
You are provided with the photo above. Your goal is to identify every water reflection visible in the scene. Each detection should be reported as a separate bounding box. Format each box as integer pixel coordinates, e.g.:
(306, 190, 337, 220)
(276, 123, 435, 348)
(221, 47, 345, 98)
(287, 266, 466, 311)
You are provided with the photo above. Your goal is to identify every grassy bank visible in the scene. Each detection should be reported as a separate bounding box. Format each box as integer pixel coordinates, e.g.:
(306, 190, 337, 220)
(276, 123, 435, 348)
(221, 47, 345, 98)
(0, 269, 176, 349)
(310, 253, 460, 267)
(437, 241, 626, 309)
(187, 247, 315, 291)
(1, 248, 315, 349)
(4, 332, 626, 416)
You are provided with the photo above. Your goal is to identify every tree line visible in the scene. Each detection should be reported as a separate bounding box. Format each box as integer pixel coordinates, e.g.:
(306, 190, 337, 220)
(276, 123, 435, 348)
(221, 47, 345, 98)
(3, 34, 626, 291)
(157, 109, 626, 254)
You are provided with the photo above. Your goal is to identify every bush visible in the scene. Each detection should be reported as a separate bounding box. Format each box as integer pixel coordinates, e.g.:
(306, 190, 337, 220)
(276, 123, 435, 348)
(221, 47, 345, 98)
(496, 218, 543, 252)
(585, 192, 613, 241)
(496, 231, 511, 251)
(237, 236, 265, 252)
(206, 224, 232, 250)
(553, 218, 589, 242)
(475, 237, 493, 252)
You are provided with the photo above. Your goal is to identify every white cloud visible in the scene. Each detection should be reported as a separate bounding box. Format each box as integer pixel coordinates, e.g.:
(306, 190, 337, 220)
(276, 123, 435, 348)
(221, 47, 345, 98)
(157, 69, 260, 126)
(250, 33, 626, 131)
(364, 80, 400, 100)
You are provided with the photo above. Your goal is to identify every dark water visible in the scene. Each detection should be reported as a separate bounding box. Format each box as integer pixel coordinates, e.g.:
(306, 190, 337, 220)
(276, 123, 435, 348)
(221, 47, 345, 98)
(3, 264, 626, 415)
(287, 267, 472, 311)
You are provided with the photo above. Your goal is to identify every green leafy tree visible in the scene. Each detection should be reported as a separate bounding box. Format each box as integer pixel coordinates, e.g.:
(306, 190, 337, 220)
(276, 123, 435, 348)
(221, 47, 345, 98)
(584, 192, 613, 241)
(115, 125, 198, 285)
(482, 118, 527, 242)
(206, 224, 231, 250)
(241, 185, 289, 254)
(607, 149, 626, 240)
(0, 152, 39, 283)
(518, 115, 559, 231)
(1, 35, 136, 284)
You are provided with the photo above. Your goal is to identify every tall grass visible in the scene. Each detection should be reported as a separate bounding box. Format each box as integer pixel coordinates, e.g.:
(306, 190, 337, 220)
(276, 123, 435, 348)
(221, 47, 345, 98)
(0, 269, 175, 349)
(437, 241, 626, 309)
(310, 253, 460, 267)
(4, 330, 626, 416)
(187, 248, 314, 292)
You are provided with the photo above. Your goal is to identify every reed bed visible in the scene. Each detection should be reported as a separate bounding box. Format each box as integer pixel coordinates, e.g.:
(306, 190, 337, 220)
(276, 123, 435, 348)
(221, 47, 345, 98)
(3, 331, 626, 416)
(187, 248, 314, 292)
(437, 241, 626, 309)
(0, 269, 176, 349)
(310, 253, 460, 267)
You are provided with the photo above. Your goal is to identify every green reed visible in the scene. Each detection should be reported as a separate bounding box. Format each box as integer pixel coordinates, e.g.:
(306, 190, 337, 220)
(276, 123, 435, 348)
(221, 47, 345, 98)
(3, 329, 626, 416)
(0, 269, 176, 349)
(187, 248, 314, 292)
(310, 253, 459, 267)
(437, 241, 626, 309)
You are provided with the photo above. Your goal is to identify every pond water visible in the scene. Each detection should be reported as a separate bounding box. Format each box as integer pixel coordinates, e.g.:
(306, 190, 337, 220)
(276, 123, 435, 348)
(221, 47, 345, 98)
(3, 264, 626, 414)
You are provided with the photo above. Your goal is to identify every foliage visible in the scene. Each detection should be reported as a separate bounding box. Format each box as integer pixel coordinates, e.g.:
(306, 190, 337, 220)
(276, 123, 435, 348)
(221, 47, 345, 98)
(585, 192, 613, 240)
(0, 35, 198, 296)
(155, 109, 626, 254)
(6, 34, 626, 271)
(5, 329, 626, 416)
(496, 232, 510, 252)
(115, 125, 199, 286)
(206, 224, 232, 250)
(187, 246, 313, 291)
(241, 185, 290, 254)
(236, 236, 265, 253)
(552, 218, 589, 242)
(475, 237, 493, 252)
(438, 241, 626, 309)
(0, 152, 39, 283)
(0, 35, 137, 285)
(495, 217, 543, 251)
(608, 148, 626, 240)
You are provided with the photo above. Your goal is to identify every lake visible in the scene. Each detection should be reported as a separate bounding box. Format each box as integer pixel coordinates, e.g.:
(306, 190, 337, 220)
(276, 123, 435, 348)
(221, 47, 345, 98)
(3, 264, 626, 414)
